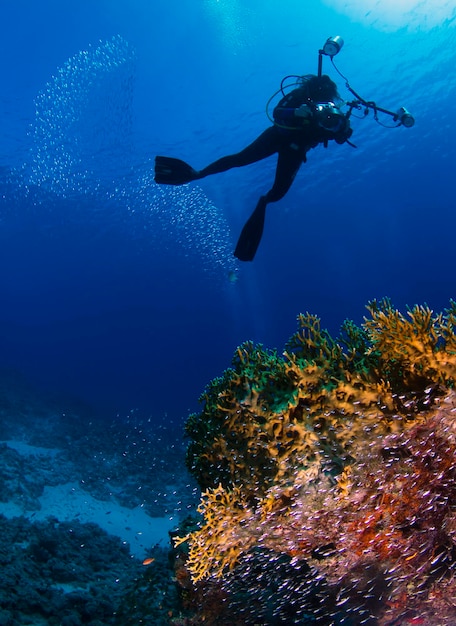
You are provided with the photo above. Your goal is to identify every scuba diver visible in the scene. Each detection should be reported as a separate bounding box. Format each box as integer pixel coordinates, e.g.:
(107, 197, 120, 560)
(155, 36, 414, 262)
(155, 73, 353, 261)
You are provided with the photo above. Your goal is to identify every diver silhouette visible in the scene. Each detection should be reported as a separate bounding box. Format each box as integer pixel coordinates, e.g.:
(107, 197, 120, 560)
(155, 74, 353, 261)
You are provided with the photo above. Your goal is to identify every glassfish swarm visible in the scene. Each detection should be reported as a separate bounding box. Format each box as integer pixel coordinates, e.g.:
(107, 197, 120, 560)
(174, 299, 456, 625)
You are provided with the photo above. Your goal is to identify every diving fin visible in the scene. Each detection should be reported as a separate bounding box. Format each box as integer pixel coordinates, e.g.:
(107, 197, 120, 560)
(154, 156, 200, 185)
(234, 197, 267, 262)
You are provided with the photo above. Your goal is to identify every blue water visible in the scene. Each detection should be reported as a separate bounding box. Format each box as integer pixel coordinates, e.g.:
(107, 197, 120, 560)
(0, 0, 455, 420)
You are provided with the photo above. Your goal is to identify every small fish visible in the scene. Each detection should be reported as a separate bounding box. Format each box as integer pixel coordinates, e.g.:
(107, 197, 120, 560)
(142, 557, 155, 566)
(228, 270, 239, 284)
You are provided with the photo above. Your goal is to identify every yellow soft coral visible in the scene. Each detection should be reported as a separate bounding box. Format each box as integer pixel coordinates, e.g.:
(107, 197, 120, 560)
(174, 484, 256, 582)
(175, 466, 324, 582)
(365, 299, 456, 387)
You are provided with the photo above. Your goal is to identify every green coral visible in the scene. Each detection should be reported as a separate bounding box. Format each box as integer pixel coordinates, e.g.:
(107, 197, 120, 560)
(185, 341, 296, 492)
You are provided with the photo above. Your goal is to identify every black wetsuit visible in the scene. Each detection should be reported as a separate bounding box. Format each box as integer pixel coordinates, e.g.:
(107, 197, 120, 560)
(154, 73, 353, 260)
(198, 87, 340, 204)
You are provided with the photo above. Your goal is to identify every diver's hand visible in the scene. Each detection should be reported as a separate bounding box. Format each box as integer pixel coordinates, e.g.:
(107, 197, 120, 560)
(294, 104, 312, 119)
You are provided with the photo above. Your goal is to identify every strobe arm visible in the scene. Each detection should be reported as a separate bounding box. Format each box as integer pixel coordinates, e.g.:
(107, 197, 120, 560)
(346, 96, 415, 128)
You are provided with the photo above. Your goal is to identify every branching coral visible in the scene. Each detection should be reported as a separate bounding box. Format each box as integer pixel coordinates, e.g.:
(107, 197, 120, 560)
(365, 298, 456, 390)
(174, 484, 257, 582)
(175, 300, 456, 625)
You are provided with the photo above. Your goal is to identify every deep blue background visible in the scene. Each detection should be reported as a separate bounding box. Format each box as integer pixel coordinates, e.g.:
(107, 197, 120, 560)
(0, 1, 455, 420)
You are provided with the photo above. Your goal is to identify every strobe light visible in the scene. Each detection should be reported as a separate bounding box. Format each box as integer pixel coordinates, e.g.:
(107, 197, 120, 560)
(322, 36, 344, 57)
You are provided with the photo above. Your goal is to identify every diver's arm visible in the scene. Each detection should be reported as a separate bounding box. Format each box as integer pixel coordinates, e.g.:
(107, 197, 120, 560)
(273, 88, 312, 127)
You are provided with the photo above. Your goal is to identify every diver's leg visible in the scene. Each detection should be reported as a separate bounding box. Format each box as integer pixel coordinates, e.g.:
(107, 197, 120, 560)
(264, 146, 304, 202)
(197, 127, 279, 178)
(234, 147, 305, 261)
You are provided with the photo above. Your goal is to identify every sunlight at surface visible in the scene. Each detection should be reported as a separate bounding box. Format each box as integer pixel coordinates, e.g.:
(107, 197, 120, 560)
(321, 0, 456, 30)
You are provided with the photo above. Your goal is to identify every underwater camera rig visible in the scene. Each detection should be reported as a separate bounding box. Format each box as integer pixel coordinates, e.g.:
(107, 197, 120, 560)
(319, 36, 415, 128)
(266, 36, 415, 131)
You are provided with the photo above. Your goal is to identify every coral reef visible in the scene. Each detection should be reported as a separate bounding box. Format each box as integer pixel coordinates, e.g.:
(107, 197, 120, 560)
(0, 376, 197, 626)
(0, 514, 133, 626)
(0, 513, 181, 626)
(174, 299, 456, 625)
